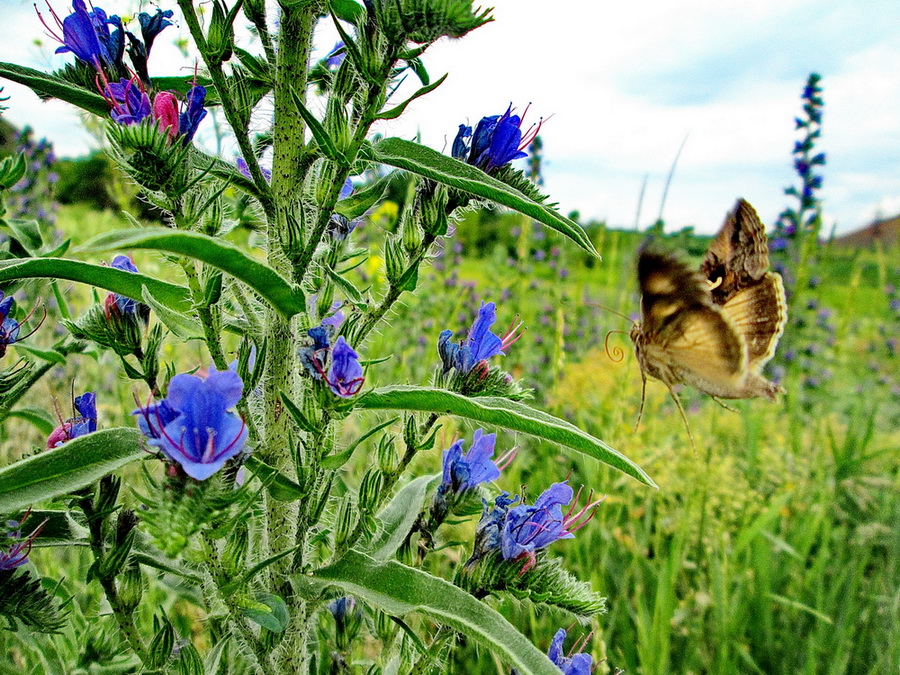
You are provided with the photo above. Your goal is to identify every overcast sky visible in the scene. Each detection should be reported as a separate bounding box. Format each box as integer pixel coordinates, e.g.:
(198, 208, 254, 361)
(2, 0, 898, 234)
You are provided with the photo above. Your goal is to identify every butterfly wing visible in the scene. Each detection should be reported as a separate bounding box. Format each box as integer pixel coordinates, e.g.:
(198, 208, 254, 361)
(700, 199, 771, 305)
(635, 251, 747, 394)
(720, 272, 787, 370)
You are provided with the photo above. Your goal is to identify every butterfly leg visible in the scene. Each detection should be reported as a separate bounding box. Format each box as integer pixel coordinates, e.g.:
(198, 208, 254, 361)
(710, 396, 739, 413)
(668, 387, 696, 452)
(634, 374, 648, 432)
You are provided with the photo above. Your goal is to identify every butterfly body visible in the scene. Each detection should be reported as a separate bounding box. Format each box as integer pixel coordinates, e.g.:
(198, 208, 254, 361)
(631, 200, 787, 406)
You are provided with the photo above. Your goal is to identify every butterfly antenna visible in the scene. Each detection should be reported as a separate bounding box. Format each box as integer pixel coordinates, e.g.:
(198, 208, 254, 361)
(604, 330, 627, 362)
(667, 388, 696, 452)
(583, 301, 633, 323)
(634, 374, 647, 432)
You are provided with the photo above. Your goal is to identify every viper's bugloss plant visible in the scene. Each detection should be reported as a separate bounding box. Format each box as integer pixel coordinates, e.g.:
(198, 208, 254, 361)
(0, 0, 653, 671)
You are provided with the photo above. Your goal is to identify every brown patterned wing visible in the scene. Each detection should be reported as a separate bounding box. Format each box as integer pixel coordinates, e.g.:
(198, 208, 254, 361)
(636, 251, 747, 394)
(720, 272, 787, 370)
(700, 199, 771, 305)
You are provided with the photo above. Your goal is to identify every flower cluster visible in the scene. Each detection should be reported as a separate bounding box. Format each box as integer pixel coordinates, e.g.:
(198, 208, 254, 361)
(5, 128, 59, 224)
(470, 482, 603, 572)
(38, 0, 172, 82)
(298, 326, 365, 398)
(133, 368, 248, 480)
(100, 77, 208, 143)
(47, 391, 97, 448)
(452, 104, 541, 173)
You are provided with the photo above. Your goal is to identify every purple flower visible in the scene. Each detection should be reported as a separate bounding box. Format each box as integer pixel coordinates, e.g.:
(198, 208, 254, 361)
(547, 628, 592, 675)
(452, 105, 542, 173)
(327, 336, 364, 398)
(133, 368, 248, 480)
(325, 41, 347, 68)
(236, 157, 272, 182)
(38, 0, 110, 69)
(47, 392, 97, 448)
(441, 429, 501, 493)
(0, 513, 47, 571)
(468, 492, 518, 564)
(104, 78, 152, 126)
(500, 482, 602, 569)
(438, 301, 523, 374)
(0, 292, 21, 358)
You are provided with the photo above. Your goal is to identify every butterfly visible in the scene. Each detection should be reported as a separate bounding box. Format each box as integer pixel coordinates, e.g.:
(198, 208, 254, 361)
(630, 199, 787, 444)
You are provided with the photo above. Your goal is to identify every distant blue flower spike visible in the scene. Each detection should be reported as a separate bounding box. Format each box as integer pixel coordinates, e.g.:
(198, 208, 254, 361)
(138, 8, 174, 54)
(327, 336, 364, 398)
(134, 369, 248, 480)
(548, 628, 593, 675)
(441, 429, 501, 493)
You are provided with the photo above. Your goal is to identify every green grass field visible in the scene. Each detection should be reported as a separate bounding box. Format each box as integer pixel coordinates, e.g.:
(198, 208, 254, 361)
(2, 203, 898, 674)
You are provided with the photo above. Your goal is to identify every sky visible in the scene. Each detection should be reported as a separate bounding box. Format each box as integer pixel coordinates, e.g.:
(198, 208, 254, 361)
(1, 0, 898, 235)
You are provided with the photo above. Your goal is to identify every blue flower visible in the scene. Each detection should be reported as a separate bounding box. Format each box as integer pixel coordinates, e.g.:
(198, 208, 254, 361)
(441, 429, 501, 493)
(104, 255, 149, 321)
(138, 8, 174, 54)
(452, 105, 541, 173)
(467, 492, 518, 565)
(328, 336, 364, 398)
(39, 0, 110, 69)
(500, 482, 602, 569)
(178, 84, 208, 143)
(0, 292, 21, 358)
(47, 391, 97, 448)
(547, 628, 592, 675)
(438, 301, 522, 374)
(133, 368, 248, 480)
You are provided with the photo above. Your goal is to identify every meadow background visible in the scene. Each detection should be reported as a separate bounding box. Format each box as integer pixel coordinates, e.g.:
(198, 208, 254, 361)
(0, 109, 898, 673)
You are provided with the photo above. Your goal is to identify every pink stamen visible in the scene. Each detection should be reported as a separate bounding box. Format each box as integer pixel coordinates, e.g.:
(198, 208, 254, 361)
(495, 446, 518, 472)
(501, 316, 525, 350)
(34, 2, 65, 44)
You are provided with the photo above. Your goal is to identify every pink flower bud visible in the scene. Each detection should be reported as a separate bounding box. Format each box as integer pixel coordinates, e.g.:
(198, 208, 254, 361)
(152, 91, 180, 140)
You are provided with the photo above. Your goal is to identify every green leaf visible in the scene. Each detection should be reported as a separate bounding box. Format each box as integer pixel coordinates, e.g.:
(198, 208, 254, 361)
(238, 593, 289, 633)
(15, 510, 88, 547)
(280, 392, 318, 434)
(5, 407, 58, 436)
(0, 428, 146, 513)
(369, 138, 597, 255)
(222, 545, 302, 595)
(0, 257, 192, 314)
(133, 533, 203, 583)
(140, 285, 204, 341)
(289, 88, 346, 164)
(335, 171, 397, 220)
(244, 455, 307, 502)
(320, 416, 398, 470)
(4, 219, 43, 252)
(329, 0, 364, 23)
(0, 62, 109, 117)
(79, 228, 305, 319)
(323, 265, 364, 306)
(291, 550, 561, 675)
(14, 344, 67, 365)
(365, 474, 440, 560)
(357, 386, 656, 488)
(151, 75, 214, 98)
(374, 74, 448, 120)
